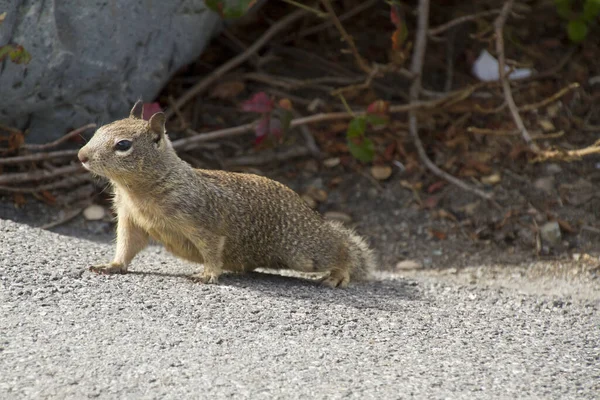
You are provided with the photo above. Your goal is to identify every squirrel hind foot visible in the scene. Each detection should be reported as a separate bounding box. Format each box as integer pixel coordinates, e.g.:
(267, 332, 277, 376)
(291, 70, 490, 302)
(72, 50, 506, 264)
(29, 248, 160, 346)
(89, 263, 127, 275)
(321, 269, 350, 289)
(189, 271, 220, 285)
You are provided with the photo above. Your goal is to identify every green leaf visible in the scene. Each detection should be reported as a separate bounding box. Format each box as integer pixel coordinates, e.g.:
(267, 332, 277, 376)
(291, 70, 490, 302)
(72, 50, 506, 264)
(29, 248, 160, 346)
(275, 108, 293, 134)
(365, 114, 389, 127)
(567, 19, 589, 43)
(204, 0, 255, 19)
(347, 116, 367, 138)
(583, 0, 600, 22)
(0, 44, 31, 64)
(347, 137, 375, 163)
(554, 0, 572, 19)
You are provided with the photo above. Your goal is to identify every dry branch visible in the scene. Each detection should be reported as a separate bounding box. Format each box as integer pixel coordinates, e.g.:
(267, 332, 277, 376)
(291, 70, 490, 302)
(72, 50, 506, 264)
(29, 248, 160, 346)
(319, 0, 372, 74)
(429, 9, 502, 37)
(408, 0, 495, 203)
(0, 149, 79, 165)
(165, 9, 308, 120)
(494, 0, 539, 153)
(22, 123, 96, 151)
(0, 164, 84, 185)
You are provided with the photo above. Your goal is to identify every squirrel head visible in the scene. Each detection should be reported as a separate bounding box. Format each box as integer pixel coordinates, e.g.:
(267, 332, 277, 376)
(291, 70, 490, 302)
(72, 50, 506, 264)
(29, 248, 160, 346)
(78, 101, 175, 182)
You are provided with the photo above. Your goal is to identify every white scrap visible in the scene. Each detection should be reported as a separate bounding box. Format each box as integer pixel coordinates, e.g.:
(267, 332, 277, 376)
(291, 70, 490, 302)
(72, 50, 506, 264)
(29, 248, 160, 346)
(472, 49, 532, 82)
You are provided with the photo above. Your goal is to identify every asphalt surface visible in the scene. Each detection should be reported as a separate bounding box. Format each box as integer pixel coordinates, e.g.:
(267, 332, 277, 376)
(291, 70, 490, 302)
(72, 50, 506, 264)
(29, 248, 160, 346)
(1, 218, 598, 399)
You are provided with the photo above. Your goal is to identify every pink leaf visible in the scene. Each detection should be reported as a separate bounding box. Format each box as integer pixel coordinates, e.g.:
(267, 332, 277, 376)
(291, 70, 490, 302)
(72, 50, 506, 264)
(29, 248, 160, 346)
(142, 102, 163, 120)
(390, 6, 400, 26)
(255, 115, 270, 139)
(241, 92, 274, 114)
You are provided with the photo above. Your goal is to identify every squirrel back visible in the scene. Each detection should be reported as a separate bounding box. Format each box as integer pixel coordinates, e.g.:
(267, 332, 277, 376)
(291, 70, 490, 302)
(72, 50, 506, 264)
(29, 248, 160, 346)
(77, 101, 375, 287)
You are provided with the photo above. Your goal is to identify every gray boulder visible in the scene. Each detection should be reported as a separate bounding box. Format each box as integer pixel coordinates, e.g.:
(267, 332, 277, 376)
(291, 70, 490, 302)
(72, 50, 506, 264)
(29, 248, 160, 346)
(0, 0, 223, 143)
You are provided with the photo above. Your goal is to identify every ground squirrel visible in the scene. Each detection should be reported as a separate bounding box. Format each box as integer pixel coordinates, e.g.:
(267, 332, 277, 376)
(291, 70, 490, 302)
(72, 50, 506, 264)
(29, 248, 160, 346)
(77, 101, 375, 287)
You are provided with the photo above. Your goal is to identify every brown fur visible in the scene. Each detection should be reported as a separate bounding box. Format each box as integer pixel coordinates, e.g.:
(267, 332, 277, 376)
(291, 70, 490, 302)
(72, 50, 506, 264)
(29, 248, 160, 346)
(78, 101, 376, 287)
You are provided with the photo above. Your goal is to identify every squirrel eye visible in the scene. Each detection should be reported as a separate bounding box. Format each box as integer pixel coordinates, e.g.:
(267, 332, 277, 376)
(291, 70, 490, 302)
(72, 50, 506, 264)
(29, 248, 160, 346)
(114, 140, 132, 152)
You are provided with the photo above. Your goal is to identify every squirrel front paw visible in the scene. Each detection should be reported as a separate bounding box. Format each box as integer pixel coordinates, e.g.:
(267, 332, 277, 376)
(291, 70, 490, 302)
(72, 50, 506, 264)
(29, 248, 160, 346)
(89, 262, 127, 275)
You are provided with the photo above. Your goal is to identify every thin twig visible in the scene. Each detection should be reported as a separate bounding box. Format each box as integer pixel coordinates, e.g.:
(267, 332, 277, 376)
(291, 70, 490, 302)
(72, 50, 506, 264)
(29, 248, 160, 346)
(330, 65, 379, 96)
(408, 0, 496, 204)
(292, 0, 378, 40)
(0, 164, 84, 185)
(165, 9, 308, 119)
(494, 0, 539, 152)
(429, 9, 502, 37)
(21, 123, 95, 151)
(519, 82, 580, 112)
(0, 173, 93, 193)
(319, 0, 371, 74)
(292, 110, 320, 157)
(40, 207, 85, 230)
(532, 140, 600, 162)
(224, 146, 311, 167)
(171, 90, 474, 151)
(168, 95, 188, 129)
(280, 0, 328, 17)
(0, 149, 79, 165)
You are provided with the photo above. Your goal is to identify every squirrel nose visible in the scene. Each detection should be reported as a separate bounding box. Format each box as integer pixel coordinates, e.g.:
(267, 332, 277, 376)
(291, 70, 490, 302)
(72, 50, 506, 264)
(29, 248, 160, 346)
(78, 151, 89, 164)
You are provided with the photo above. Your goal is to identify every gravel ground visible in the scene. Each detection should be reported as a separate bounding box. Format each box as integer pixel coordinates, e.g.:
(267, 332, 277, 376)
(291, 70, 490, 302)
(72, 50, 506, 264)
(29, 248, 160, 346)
(1, 218, 599, 399)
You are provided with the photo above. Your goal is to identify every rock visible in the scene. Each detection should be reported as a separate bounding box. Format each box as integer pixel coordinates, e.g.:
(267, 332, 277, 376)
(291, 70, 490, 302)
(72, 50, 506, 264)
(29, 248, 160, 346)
(323, 157, 341, 168)
(83, 205, 106, 221)
(303, 160, 319, 173)
(370, 165, 392, 181)
(545, 163, 562, 175)
(395, 260, 423, 271)
(323, 211, 352, 224)
(559, 179, 596, 206)
(540, 221, 561, 245)
(533, 177, 555, 193)
(0, 0, 228, 143)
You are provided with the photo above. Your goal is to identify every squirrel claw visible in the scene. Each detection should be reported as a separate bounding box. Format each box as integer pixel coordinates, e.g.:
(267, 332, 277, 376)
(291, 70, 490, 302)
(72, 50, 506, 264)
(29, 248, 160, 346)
(320, 270, 350, 289)
(89, 263, 126, 275)
(189, 272, 220, 285)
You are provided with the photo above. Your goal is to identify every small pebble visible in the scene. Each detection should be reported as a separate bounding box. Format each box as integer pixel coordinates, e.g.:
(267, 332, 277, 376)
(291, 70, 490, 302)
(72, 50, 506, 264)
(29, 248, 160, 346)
(395, 260, 423, 271)
(371, 165, 392, 181)
(540, 221, 561, 245)
(83, 205, 106, 221)
(323, 157, 341, 168)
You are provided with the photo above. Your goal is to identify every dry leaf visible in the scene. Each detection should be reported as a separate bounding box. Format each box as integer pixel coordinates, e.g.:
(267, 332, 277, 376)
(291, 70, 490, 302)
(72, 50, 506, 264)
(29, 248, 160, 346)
(13, 193, 26, 208)
(481, 173, 501, 185)
(427, 181, 446, 194)
(8, 131, 24, 151)
(40, 190, 56, 205)
(429, 229, 447, 240)
(210, 81, 245, 99)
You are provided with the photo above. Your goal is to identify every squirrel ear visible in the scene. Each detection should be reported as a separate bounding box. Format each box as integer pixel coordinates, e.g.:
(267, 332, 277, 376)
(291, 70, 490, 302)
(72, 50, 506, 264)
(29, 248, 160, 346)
(130, 100, 144, 119)
(148, 112, 166, 135)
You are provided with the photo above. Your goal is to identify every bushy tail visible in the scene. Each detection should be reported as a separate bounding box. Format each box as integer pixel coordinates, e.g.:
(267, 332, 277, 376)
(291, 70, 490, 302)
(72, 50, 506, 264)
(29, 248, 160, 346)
(326, 220, 376, 281)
